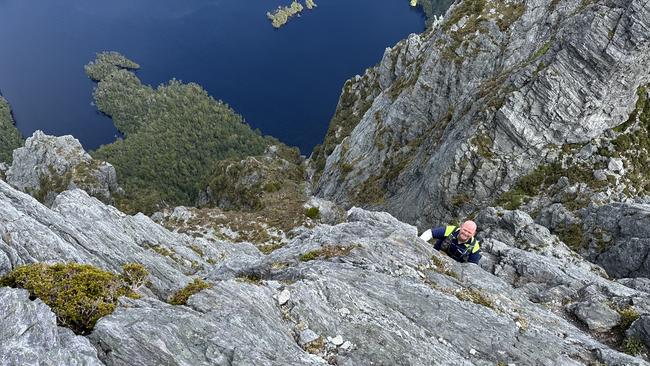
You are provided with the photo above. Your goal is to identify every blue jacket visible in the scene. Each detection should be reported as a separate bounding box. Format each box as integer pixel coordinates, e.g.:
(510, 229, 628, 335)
(432, 225, 481, 264)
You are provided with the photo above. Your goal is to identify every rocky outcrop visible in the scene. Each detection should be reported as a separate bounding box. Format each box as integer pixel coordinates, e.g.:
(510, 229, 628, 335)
(0, 287, 102, 366)
(6, 131, 121, 206)
(582, 203, 650, 279)
(313, 0, 650, 231)
(0, 179, 225, 298)
(629, 316, 650, 350)
(90, 287, 325, 366)
(199, 144, 305, 211)
(1, 175, 648, 364)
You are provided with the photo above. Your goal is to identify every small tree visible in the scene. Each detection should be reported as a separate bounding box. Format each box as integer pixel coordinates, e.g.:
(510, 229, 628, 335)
(120, 263, 149, 292)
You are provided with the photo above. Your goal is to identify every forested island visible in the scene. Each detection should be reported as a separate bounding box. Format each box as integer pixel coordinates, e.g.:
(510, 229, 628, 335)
(85, 52, 283, 214)
(267, 0, 312, 28)
(266, 0, 442, 29)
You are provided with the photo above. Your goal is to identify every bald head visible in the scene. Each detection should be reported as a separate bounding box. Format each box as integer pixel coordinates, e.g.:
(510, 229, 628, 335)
(458, 220, 477, 242)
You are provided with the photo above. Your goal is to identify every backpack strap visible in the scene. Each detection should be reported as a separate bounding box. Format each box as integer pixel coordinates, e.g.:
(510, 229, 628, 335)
(459, 237, 480, 262)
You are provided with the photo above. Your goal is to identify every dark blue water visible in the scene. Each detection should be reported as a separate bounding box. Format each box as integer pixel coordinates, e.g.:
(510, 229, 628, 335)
(0, 0, 441, 154)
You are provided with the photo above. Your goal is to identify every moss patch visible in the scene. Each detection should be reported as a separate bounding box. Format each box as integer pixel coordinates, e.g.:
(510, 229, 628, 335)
(300, 245, 358, 262)
(169, 278, 212, 305)
(556, 223, 584, 251)
(456, 288, 495, 309)
(0, 263, 140, 334)
(622, 336, 647, 356)
(305, 207, 320, 220)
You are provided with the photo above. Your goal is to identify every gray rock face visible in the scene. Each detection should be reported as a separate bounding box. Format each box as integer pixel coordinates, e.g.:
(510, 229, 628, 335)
(6, 130, 120, 206)
(571, 301, 621, 332)
(179, 207, 646, 365)
(0, 179, 220, 298)
(304, 197, 346, 225)
(1, 172, 649, 364)
(619, 278, 650, 293)
(628, 316, 650, 348)
(90, 286, 325, 366)
(313, 0, 650, 230)
(0, 162, 7, 179)
(0, 287, 102, 366)
(582, 203, 650, 278)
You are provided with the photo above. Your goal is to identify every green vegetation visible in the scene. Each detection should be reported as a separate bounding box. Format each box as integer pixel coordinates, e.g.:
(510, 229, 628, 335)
(608, 86, 650, 195)
(495, 158, 608, 211)
(416, 0, 453, 27)
(430, 257, 460, 279)
(530, 41, 553, 61)
(443, 0, 486, 31)
(622, 336, 647, 356)
(305, 207, 320, 219)
(451, 193, 471, 208)
(29, 160, 111, 204)
(0, 96, 23, 164)
(85, 51, 140, 81)
(202, 144, 304, 211)
(236, 273, 263, 284)
(455, 288, 494, 309)
(618, 306, 640, 330)
(300, 245, 358, 262)
(440, 0, 525, 65)
(0, 263, 145, 334)
(169, 278, 212, 305)
(260, 242, 285, 254)
(86, 53, 273, 214)
(267, 1, 304, 28)
(471, 132, 493, 159)
(304, 336, 325, 354)
(499, 85, 649, 209)
(494, 2, 526, 31)
(556, 223, 584, 251)
(120, 263, 149, 292)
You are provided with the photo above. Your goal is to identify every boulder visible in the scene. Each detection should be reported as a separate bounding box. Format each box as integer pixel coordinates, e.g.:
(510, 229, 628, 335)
(0, 287, 102, 366)
(627, 316, 650, 349)
(570, 301, 621, 332)
(6, 131, 120, 206)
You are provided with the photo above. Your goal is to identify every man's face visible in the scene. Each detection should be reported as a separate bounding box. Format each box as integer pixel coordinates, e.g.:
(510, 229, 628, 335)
(458, 224, 475, 242)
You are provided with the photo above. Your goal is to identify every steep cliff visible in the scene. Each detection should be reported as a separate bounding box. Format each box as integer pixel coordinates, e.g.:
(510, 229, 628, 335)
(0, 96, 24, 165)
(312, 0, 650, 231)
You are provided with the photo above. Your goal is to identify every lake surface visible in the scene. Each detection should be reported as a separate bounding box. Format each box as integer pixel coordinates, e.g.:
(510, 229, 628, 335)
(0, 0, 446, 154)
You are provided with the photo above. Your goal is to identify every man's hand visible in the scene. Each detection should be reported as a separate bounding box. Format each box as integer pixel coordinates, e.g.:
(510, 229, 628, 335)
(419, 229, 432, 242)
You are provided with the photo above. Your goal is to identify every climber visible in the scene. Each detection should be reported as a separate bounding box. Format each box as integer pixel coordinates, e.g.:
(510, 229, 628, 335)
(419, 220, 481, 264)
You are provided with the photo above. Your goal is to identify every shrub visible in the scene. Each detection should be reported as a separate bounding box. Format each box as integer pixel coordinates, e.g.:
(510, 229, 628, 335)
(169, 278, 212, 305)
(618, 306, 640, 330)
(120, 263, 149, 292)
(0, 263, 137, 334)
(622, 336, 647, 356)
(305, 207, 320, 219)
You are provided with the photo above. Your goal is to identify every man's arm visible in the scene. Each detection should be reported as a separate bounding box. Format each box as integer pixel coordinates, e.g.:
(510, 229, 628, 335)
(467, 251, 481, 265)
(431, 226, 454, 250)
